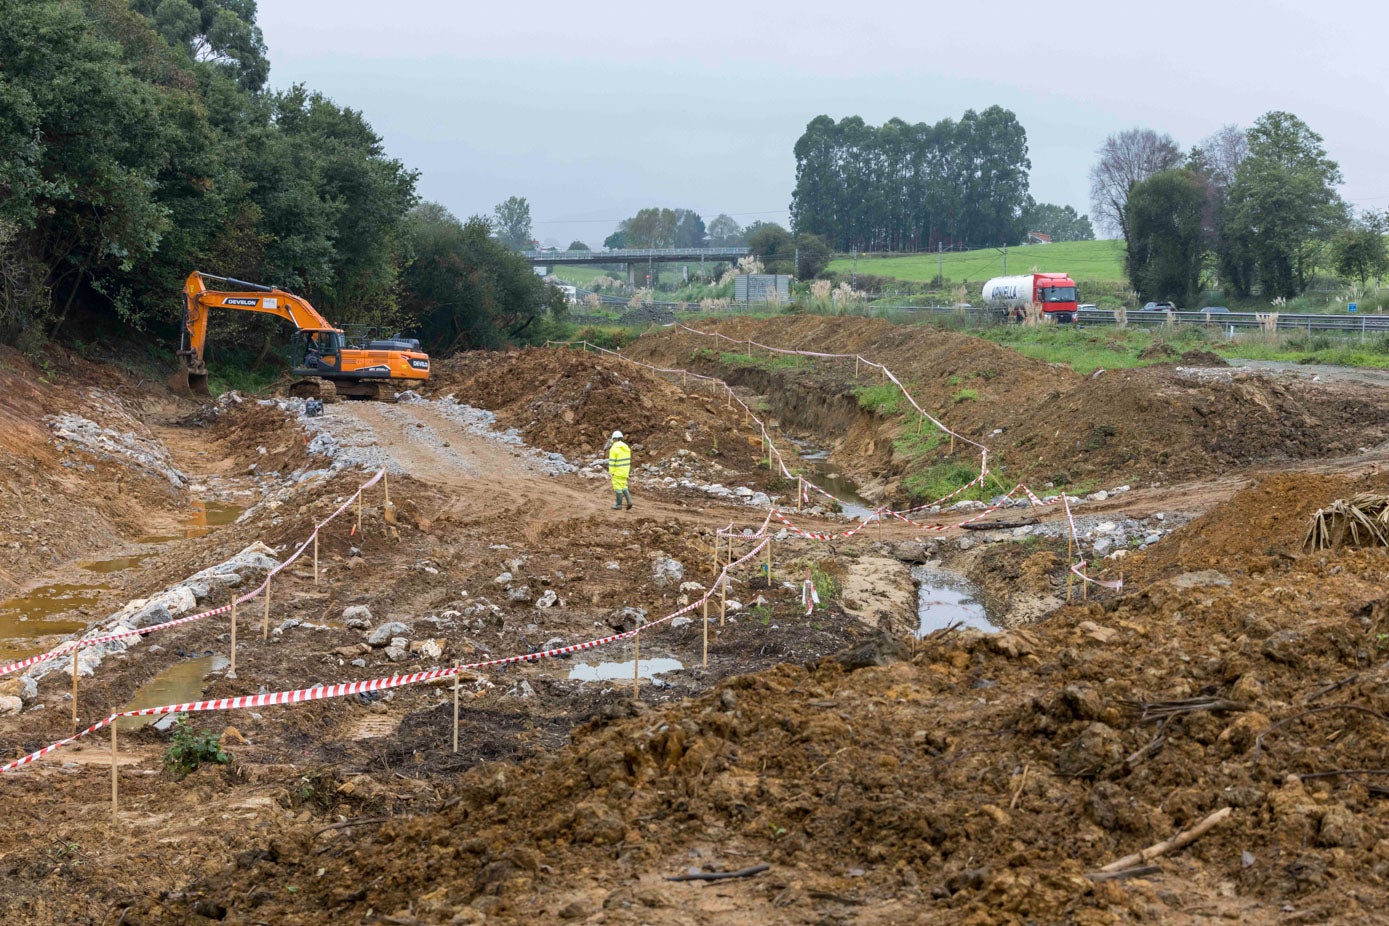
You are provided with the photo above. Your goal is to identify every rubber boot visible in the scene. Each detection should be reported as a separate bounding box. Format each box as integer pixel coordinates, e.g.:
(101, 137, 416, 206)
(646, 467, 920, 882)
(613, 491, 622, 510)
(623, 490, 632, 510)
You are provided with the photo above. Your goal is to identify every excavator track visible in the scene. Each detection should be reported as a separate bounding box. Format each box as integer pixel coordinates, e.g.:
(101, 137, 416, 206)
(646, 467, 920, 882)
(288, 379, 339, 403)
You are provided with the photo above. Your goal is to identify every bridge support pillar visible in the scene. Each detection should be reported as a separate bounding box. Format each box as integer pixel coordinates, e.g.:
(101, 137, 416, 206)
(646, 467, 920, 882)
(626, 263, 635, 287)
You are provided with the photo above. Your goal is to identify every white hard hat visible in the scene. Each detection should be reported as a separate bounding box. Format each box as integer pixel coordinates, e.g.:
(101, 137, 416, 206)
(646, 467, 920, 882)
(611, 430, 623, 440)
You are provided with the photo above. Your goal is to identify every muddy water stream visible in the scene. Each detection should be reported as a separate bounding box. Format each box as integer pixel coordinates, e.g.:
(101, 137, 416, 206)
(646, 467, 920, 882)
(912, 565, 1000, 635)
(139, 500, 245, 543)
(117, 654, 229, 729)
(792, 442, 876, 520)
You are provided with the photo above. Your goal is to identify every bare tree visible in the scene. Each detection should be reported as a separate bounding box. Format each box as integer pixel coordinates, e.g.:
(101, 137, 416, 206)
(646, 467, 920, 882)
(1192, 124, 1249, 192)
(1088, 128, 1183, 240)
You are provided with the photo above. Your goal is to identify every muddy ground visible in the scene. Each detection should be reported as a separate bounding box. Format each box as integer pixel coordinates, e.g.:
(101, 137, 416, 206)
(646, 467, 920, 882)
(1, 320, 1389, 924)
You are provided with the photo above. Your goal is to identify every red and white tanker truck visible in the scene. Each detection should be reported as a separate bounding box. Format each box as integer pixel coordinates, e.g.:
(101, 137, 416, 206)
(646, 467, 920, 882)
(981, 273, 1079, 323)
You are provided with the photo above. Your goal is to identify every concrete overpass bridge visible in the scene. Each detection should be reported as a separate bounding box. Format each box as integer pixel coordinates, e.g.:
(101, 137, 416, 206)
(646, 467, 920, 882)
(522, 247, 750, 285)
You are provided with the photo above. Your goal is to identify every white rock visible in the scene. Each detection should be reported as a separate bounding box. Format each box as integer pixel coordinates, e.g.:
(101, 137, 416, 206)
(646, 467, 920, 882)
(535, 590, 559, 609)
(367, 622, 410, 646)
(652, 557, 684, 589)
(0, 695, 22, 716)
(672, 616, 694, 629)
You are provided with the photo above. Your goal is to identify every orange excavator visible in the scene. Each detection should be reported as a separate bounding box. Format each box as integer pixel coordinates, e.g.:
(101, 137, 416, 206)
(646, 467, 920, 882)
(174, 271, 430, 402)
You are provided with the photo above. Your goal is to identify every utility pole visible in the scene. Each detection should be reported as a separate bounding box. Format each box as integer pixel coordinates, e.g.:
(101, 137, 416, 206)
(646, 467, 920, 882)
(1002, 244, 1007, 275)
(852, 247, 858, 286)
(794, 247, 800, 279)
(938, 241, 943, 283)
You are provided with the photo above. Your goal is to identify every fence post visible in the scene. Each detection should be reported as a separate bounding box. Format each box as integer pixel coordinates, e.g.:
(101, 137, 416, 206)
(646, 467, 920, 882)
(313, 532, 319, 585)
(703, 597, 709, 669)
(229, 602, 238, 679)
(71, 646, 79, 732)
(262, 577, 272, 641)
(452, 674, 460, 753)
(632, 631, 640, 701)
(110, 724, 119, 824)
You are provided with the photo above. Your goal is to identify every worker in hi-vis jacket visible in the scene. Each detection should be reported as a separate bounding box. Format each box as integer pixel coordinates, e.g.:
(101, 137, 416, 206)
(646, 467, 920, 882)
(606, 430, 632, 510)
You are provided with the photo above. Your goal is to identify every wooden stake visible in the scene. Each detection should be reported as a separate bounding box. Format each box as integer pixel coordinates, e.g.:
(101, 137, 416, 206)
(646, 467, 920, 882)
(765, 537, 772, 585)
(796, 476, 803, 511)
(855, 357, 860, 377)
(383, 469, 390, 510)
(452, 675, 460, 753)
(110, 721, 118, 827)
(918, 414, 924, 435)
(702, 597, 709, 669)
(950, 433, 955, 455)
(262, 577, 271, 641)
(1066, 523, 1075, 604)
(356, 489, 362, 535)
(71, 646, 79, 732)
(633, 632, 641, 701)
(313, 532, 319, 585)
(228, 602, 238, 679)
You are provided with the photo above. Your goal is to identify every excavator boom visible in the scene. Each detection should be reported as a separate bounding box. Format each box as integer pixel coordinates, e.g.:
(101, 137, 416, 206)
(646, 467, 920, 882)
(174, 271, 429, 399)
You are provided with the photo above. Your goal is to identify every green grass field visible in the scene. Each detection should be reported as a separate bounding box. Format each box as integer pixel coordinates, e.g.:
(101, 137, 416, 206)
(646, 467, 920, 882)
(826, 239, 1126, 285)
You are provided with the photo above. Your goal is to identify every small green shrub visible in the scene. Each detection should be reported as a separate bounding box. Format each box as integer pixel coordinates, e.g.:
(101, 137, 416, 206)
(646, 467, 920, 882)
(854, 384, 901, 415)
(163, 718, 231, 779)
(952, 388, 978, 403)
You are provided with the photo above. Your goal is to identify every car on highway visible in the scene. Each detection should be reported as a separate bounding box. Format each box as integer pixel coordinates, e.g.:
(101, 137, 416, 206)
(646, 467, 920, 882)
(1143, 301, 1177, 311)
(1078, 303, 1098, 311)
(1201, 306, 1230, 314)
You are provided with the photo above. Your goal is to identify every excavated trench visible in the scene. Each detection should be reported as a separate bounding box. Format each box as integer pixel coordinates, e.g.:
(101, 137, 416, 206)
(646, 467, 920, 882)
(693, 362, 905, 502)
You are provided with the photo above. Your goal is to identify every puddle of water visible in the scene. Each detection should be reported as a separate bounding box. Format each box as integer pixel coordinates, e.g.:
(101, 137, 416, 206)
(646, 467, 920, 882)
(138, 500, 246, 544)
(117, 654, 229, 730)
(79, 554, 150, 574)
(568, 657, 683, 682)
(912, 566, 1000, 635)
(0, 584, 103, 648)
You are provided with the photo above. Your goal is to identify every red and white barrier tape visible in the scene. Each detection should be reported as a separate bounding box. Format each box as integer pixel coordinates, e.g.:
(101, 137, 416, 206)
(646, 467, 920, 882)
(1060, 493, 1122, 590)
(2, 537, 771, 774)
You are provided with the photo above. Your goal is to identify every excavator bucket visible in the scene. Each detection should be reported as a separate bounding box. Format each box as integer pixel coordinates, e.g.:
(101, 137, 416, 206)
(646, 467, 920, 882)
(167, 358, 210, 397)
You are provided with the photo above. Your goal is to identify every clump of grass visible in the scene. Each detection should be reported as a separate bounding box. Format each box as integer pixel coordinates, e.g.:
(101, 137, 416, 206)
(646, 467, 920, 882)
(952, 388, 978, 403)
(854, 383, 901, 415)
(903, 460, 991, 503)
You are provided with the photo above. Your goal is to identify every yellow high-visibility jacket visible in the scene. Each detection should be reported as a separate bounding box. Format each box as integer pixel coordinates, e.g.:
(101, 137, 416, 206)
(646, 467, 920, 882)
(607, 440, 631, 490)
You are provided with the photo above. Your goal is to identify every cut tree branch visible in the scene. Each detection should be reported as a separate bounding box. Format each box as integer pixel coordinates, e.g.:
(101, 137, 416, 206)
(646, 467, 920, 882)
(1097, 806, 1231, 873)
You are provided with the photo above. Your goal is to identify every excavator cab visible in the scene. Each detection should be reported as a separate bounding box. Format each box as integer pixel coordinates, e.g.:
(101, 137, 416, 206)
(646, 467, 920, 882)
(291, 329, 347, 377)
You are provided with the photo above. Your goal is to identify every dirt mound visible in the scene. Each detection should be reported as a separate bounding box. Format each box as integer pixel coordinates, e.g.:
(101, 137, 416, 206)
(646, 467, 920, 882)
(1137, 342, 1178, 360)
(1125, 471, 1389, 583)
(1180, 348, 1228, 367)
(425, 347, 762, 467)
(627, 318, 1389, 493)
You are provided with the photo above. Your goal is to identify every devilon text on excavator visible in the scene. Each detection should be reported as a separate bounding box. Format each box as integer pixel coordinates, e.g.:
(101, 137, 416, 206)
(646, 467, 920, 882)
(173, 271, 430, 402)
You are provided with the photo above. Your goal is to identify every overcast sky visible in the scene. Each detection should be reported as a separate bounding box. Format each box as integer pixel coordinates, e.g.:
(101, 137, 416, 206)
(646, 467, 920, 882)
(257, 0, 1389, 248)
